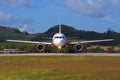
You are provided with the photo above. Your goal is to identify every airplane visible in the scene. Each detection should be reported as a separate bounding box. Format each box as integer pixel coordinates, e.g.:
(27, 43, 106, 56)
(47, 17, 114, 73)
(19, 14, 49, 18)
(6, 22, 114, 52)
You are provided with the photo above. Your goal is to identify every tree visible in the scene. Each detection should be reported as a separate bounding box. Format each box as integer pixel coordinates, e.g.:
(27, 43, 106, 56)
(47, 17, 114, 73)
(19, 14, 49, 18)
(107, 47, 115, 53)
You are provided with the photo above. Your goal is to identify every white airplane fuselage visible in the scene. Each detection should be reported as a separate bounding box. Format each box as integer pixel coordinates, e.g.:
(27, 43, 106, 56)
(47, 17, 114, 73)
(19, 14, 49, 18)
(52, 33, 66, 49)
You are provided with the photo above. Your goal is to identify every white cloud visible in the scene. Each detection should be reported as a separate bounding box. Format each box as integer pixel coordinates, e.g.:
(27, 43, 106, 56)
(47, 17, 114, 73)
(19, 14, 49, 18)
(63, 0, 120, 17)
(103, 16, 120, 24)
(0, 12, 13, 24)
(19, 24, 33, 33)
(111, 0, 120, 13)
(0, 0, 33, 8)
(19, 24, 28, 32)
(63, 0, 106, 17)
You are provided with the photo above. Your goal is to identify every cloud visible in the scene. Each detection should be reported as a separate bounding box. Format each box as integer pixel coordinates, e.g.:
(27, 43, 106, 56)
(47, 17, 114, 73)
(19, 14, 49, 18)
(0, 11, 34, 25)
(103, 16, 120, 24)
(0, 0, 33, 8)
(18, 24, 33, 33)
(111, 0, 120, 13)
(0, 12, 13, 24)
(63, 0, 120, 17)
(19, 24, 28, 32)
(63, 0, 106, 17)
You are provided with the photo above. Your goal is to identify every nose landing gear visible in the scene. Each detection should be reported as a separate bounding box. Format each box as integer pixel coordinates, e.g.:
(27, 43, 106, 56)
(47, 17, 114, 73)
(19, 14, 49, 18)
(57, 46, 62, 53)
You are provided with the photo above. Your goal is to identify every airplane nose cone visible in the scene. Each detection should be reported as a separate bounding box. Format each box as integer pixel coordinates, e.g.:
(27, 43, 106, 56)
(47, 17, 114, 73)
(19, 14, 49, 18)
(56, 40, 63, 46)
(53, 39, 65, 47)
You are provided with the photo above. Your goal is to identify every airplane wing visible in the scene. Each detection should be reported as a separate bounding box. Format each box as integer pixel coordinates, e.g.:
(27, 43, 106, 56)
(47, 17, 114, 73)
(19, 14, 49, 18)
(42, 37, 52, 39)
(70, 39, 114, 44)
(6, 40, 51, 45)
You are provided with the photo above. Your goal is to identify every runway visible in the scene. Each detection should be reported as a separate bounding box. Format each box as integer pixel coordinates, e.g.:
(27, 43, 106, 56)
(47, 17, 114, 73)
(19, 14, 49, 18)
(0, 53, 120, 56)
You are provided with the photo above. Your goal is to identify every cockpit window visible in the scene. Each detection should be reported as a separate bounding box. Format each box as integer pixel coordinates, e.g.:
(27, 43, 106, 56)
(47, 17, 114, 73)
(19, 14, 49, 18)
(54, 36, 64, 39)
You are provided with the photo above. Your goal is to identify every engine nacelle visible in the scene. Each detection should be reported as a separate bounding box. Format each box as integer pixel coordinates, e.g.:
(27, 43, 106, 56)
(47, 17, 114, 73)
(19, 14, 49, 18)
(36, 44, 45, 52)
(75, 44, 83, 51)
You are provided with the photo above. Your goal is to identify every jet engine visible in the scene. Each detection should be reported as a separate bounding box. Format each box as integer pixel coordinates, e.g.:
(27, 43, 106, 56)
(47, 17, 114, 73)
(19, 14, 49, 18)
(75, 44, 83, 51)
(36, 44, 45, 52)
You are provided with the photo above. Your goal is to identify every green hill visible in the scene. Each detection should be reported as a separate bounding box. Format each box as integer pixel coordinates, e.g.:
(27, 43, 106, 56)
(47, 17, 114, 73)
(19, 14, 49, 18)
(0, 25, 35, 42)
(0, 25, 120, 46)
(44, 24, 80, 37)
(32, 25, 120, 45)
(32, 24, 116, 40)
(32, 25, 81, 41)
(34, 24, 105, 40)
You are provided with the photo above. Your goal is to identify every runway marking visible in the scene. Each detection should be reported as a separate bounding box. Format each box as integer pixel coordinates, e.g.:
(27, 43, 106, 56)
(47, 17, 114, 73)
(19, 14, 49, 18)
(0, 53, 120, 56)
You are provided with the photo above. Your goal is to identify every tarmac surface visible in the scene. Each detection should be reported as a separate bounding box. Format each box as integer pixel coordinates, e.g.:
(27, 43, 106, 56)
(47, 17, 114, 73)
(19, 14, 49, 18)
(0, 53, 120, 56)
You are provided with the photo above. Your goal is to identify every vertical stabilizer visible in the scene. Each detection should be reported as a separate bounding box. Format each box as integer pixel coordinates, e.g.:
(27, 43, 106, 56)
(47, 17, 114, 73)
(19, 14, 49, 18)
(59, 20, 61, 33)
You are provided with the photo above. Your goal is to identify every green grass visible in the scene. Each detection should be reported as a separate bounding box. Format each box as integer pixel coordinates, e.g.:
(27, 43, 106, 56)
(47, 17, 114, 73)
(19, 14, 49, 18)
(0, 56, 120, 80)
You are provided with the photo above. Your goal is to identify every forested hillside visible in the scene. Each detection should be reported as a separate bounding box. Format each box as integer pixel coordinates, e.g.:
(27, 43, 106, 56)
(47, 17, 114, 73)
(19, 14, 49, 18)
(33, 25, 120, 46)
(0, 25, 35, 42)
(0, 25, 120, 46)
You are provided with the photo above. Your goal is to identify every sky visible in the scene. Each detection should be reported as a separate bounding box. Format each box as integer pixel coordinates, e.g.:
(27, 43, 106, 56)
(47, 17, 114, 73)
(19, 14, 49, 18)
(0, 0, 120, 33)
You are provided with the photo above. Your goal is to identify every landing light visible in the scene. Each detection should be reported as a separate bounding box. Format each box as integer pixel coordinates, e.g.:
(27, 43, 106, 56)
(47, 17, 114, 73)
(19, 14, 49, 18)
(58, 46, 62, 50)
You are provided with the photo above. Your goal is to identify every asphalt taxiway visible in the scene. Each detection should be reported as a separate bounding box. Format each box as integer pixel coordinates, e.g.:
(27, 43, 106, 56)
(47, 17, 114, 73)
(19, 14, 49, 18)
(0, 53, 120, 56)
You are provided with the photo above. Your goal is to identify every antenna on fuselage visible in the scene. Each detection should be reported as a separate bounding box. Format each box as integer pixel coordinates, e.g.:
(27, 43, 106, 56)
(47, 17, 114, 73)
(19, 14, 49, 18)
(59, 20, 61, 33)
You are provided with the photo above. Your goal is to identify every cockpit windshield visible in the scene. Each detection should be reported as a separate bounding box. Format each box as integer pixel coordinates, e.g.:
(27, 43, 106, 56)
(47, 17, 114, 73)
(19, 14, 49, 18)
(54, 36, 64, 39)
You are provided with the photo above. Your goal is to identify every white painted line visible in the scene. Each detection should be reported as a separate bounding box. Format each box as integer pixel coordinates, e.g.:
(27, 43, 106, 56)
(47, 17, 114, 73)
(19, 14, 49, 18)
(0, 53, 120, 56)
